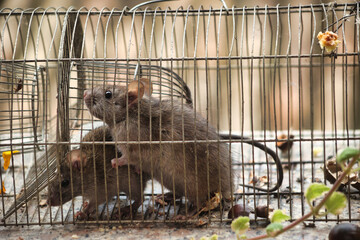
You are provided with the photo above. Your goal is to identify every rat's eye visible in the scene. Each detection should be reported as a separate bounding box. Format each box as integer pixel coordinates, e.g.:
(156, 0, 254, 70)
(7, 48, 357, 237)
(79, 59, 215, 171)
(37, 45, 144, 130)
(105, 90, 112, 99)
(61, 179, 69, 187)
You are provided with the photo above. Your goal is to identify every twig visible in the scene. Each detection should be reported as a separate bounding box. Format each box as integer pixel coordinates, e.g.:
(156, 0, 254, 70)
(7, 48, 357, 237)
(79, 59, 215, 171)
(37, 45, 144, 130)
(246, 154, 359, 240)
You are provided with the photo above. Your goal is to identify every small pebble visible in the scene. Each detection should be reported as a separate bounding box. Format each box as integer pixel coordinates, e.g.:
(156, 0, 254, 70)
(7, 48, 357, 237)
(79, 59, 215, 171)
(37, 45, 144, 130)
(71, 235, 79, 239)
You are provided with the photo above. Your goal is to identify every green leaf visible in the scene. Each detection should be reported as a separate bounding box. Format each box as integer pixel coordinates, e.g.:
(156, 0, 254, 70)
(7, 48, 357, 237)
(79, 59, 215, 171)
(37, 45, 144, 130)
(305, 183, 330, 206)
(337, 148, 360, 164)
(324, 191, 347, 215)
(270, 210, 290, 223)
(209, 235, 218, 240)
(266, 222, 283, 237)
(239, 235, 247, 239)
(231, 216, 250, 235)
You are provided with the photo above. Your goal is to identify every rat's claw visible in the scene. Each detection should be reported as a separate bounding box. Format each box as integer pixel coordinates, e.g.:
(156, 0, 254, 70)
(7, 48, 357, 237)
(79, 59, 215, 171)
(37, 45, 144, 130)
(111, 157, 128, 168)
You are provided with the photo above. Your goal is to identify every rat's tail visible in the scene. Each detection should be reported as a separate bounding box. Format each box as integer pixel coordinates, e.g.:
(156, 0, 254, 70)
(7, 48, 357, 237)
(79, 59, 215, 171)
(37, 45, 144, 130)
(219, 133, 283, 193)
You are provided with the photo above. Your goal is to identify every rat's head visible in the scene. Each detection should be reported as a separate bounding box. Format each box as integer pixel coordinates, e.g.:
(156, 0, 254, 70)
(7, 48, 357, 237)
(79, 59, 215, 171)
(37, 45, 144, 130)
(47, 149, 89, 206)
(83, 78, 153, 126)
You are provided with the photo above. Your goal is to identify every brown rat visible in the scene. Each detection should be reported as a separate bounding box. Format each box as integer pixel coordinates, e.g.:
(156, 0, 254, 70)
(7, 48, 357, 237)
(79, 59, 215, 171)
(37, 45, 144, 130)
(47, 126, 150, 220)
(83, 79, 234, 210)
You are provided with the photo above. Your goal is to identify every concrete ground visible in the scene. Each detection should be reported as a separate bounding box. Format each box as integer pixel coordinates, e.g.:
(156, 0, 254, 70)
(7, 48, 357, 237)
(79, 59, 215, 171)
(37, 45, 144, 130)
(1, 221, 335, 240)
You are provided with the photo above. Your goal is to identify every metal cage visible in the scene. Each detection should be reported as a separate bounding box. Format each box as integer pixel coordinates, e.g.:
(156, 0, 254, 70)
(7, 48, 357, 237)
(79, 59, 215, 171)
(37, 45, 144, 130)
(0, 3, 359, 227)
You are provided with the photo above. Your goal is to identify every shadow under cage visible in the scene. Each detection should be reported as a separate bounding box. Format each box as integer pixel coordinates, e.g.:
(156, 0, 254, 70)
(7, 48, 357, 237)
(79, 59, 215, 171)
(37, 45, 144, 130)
(0, 3, 359, 226)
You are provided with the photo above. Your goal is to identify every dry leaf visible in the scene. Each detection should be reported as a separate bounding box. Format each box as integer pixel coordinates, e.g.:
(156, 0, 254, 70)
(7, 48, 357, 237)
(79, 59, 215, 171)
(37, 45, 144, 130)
(14, 79, 23, 93)
(317, 31, 341, 53)
(193, 192, 222, 217)
(16, 188, 24, 199)
(236, 188, 243, 194)
(196, 218, 207, 226)
(248, 171, 258, 185)
(39, 199, 47, 207)
(0, 181, 5, 194)
(2, 150, 20, 170)
(259, 176, 268, 184)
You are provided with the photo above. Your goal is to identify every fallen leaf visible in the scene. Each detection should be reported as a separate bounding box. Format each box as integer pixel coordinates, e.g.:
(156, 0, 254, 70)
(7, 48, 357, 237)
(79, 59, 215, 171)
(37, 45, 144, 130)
(2, 150, 20, 170)
(248, 171, 258, 185)
(193, 193, 222, 217)
(13, 79, 23, 93)
(259, 176, 268, 183)
(236, 188, 243, 194)
(0, 181, 5, 194)
(16, 188, 24, 199)
(197, 218, 207, 226)
(39, 199, 47, 207)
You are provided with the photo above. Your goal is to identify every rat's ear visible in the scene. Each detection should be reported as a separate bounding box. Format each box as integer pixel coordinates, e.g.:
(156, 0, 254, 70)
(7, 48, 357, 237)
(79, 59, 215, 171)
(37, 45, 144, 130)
(65, 149, 88, 171)
(139, 78, 153, 97)
(128, 80, 145, 105)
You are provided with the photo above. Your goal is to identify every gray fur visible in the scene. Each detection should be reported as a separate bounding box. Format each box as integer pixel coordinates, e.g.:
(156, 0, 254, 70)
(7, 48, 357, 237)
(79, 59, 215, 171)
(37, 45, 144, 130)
(84, 84, 233, 207)
(47, 126, 149, 216)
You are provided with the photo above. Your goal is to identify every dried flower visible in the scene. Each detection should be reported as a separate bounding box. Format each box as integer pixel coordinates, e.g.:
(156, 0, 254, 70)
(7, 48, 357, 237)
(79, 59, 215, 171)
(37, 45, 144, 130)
(317, 31, 341, 53)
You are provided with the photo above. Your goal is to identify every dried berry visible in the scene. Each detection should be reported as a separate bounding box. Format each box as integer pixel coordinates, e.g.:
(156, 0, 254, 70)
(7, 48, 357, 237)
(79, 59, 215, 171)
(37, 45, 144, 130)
(276, 134, 294, 152)
(329, 223, 360, 240)
(227, 204, 251, 219)
(255, 205, 273, 218)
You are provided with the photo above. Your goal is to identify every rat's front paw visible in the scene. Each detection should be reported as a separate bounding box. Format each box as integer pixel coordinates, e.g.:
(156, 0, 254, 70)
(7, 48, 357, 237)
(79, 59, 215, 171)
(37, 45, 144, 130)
(111, 157, 128, 168)
(75, 211, 88, 220)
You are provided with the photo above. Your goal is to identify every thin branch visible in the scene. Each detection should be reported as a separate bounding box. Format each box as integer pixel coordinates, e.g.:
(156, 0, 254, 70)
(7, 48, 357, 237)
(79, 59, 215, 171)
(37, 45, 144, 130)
(246, 154, 359, 240)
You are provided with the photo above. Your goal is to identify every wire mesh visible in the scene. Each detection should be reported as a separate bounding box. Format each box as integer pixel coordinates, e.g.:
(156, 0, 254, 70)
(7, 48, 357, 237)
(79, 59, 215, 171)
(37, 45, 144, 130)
(0, 3, 359, 227)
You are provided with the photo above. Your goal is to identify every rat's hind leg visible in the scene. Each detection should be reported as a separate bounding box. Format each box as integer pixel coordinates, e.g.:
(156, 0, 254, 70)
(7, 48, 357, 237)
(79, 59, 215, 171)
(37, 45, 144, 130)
(75, 201, 94, 220)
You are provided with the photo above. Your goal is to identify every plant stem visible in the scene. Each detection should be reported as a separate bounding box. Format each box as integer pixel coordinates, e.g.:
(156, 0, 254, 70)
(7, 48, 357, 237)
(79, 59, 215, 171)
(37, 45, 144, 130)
(246, 155, 359, 240)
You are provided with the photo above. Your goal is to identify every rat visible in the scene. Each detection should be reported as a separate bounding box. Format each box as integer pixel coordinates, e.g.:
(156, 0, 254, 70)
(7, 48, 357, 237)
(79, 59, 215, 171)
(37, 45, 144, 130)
(47, 126, 150, 220)
(83, 79, 234, 211)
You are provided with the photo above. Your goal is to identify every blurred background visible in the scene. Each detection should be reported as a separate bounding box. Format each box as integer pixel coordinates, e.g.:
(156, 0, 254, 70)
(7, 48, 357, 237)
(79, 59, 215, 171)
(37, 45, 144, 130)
(0, 0, 359, 137)
(0, 0, 357, 11)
